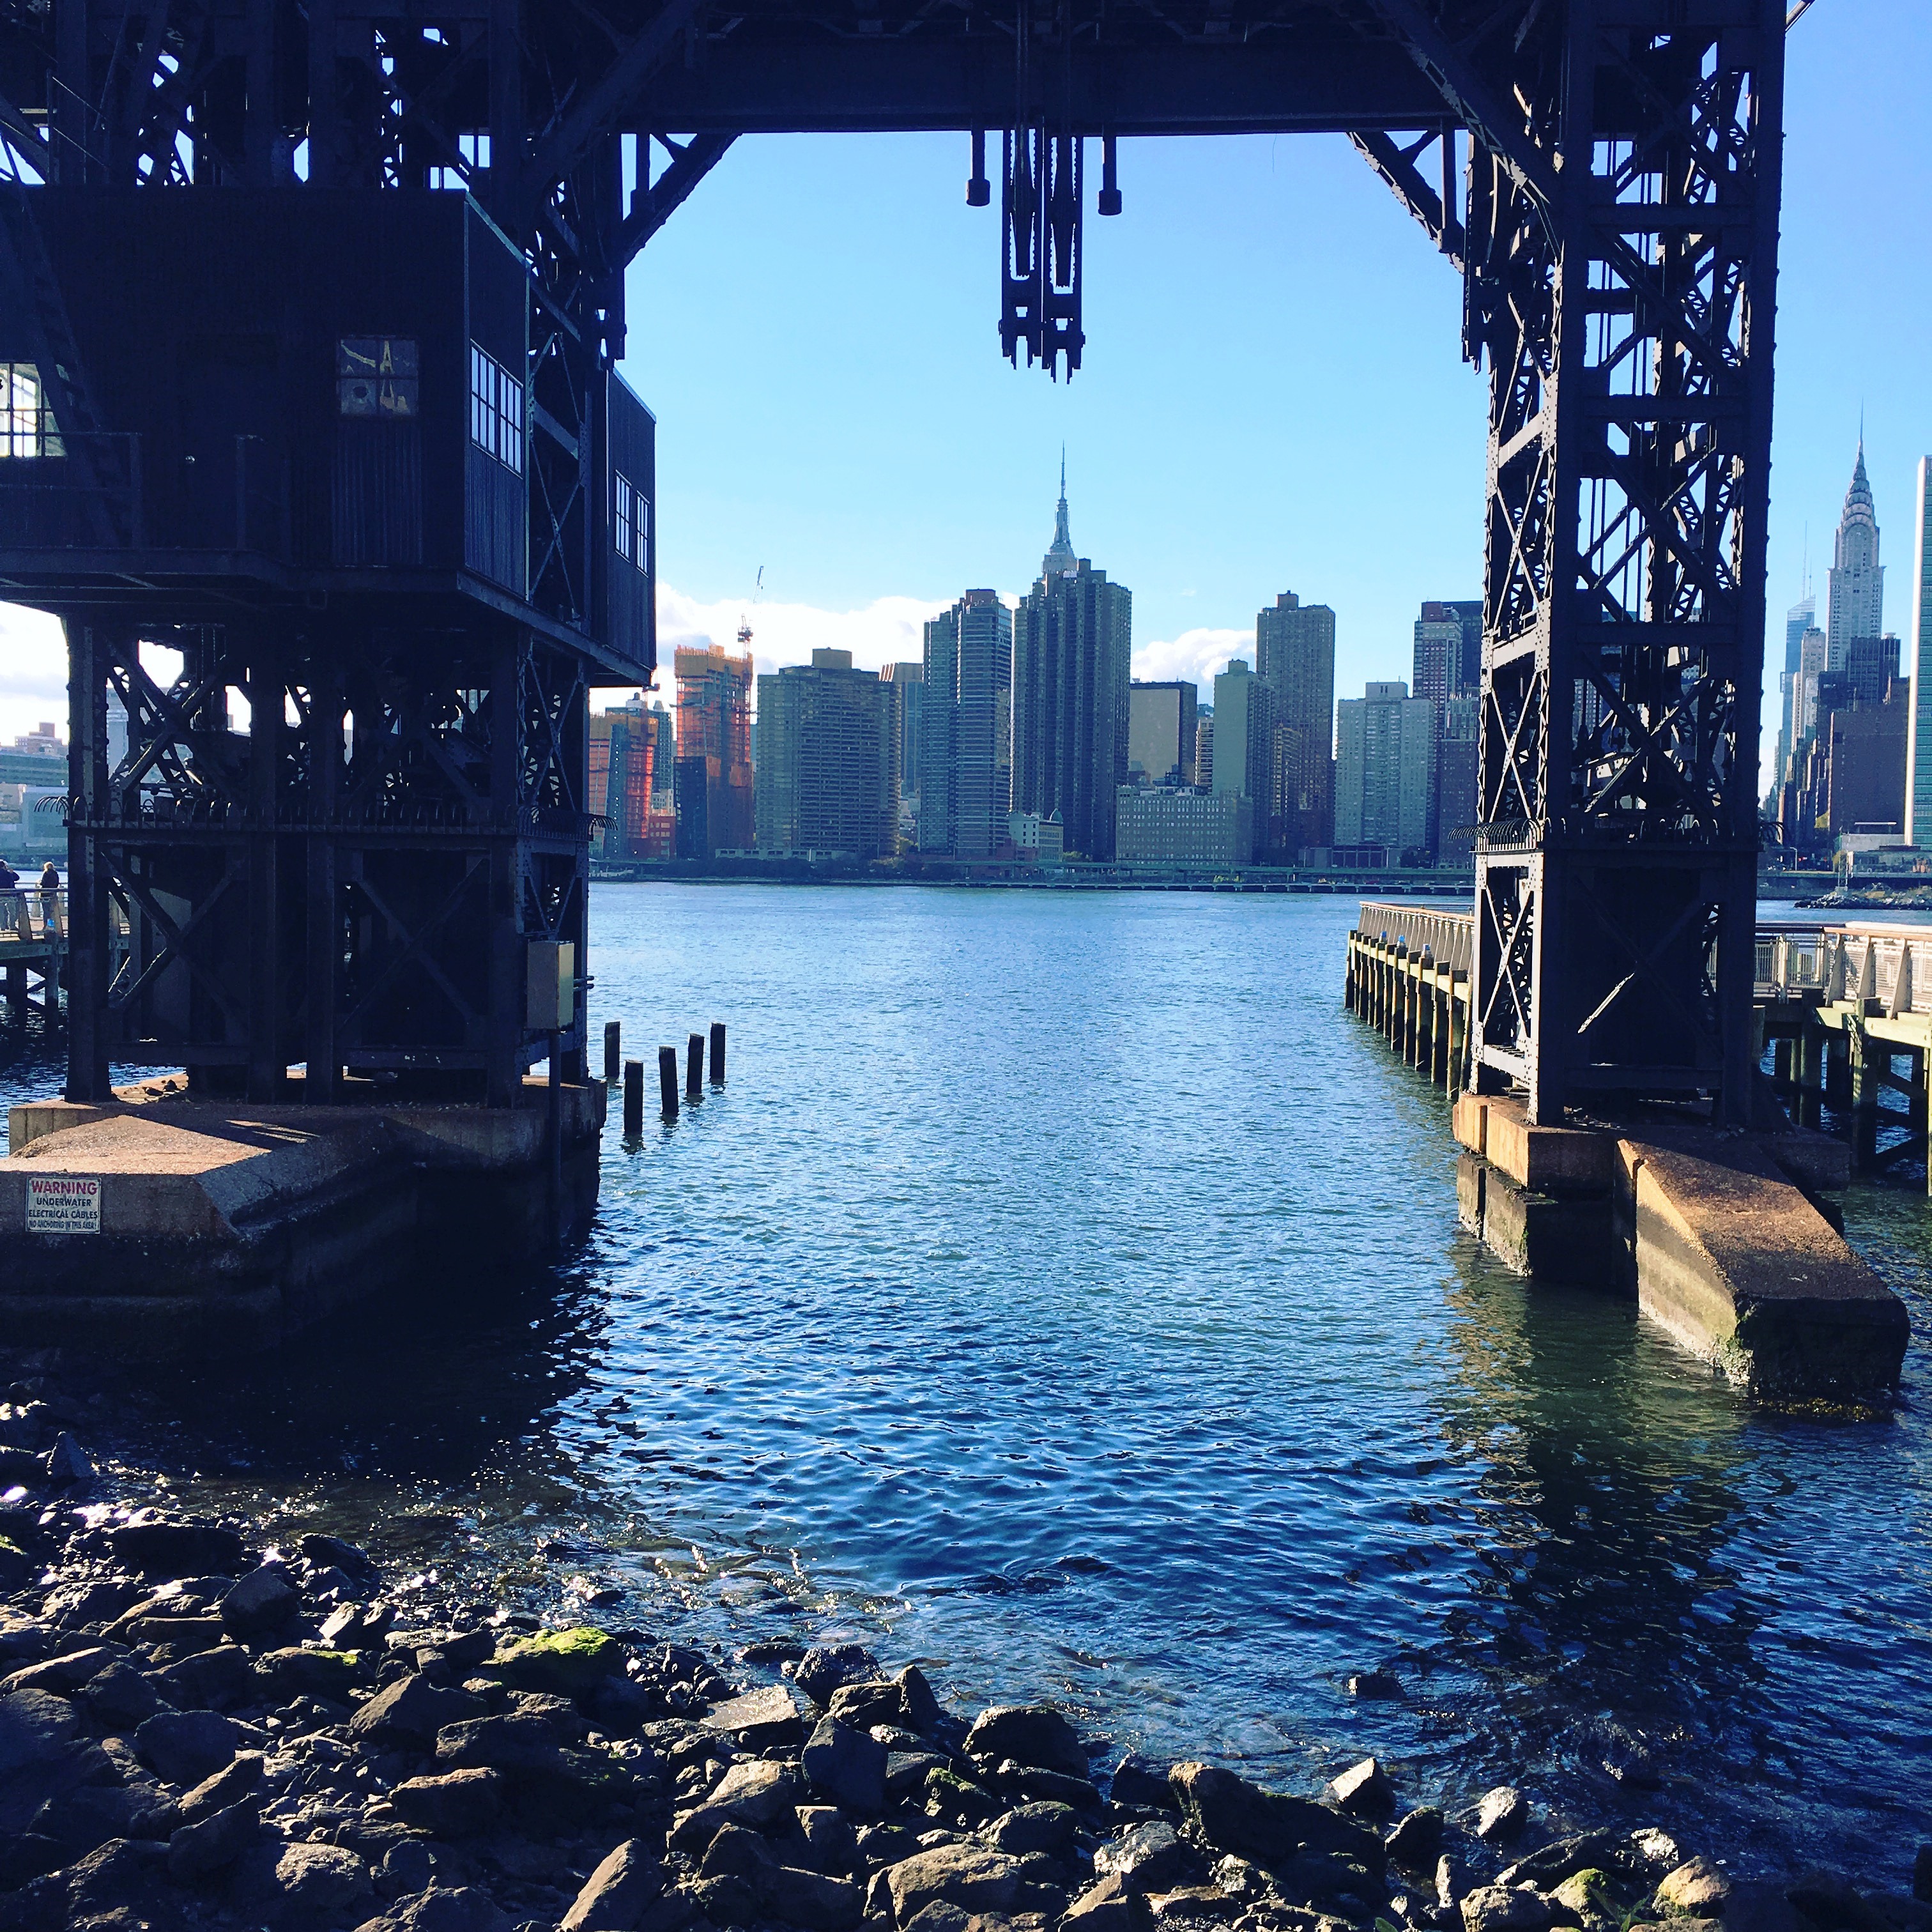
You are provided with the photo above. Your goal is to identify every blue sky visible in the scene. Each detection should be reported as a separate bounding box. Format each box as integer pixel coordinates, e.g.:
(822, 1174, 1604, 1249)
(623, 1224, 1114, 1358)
(1, 2, 1926, 744)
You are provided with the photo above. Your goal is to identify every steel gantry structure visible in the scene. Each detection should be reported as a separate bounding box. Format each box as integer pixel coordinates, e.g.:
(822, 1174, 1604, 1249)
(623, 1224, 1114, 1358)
(0, 0, 1784, 1126)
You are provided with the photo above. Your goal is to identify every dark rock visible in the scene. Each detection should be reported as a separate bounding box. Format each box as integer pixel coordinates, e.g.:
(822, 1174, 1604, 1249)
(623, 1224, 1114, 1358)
(885, 1846, 1023, 1922)
(218, 1564, 301, 1637)
(993, 1760, 1101, 1811)
(63, 1837, 172, 1924)
(256, 1644, 363, 1699)
(1475, 1788, 1529, 1844)
(3, 1646, 124, 1695)
(435, 1712, 569, 1774)
(1655, 1860, 1731, 1917)
(42, 1434, 92, 1489)
(1551, 1867, 1625, 1932)
(122, 1613, 227, 1653)
(1917, 1854, 1932, 1910)
(668, 1759, 797, 1853)
(562, 1837, 666, 1931)
(236, 1840, 374, 1921)
(151, 1643, 256, 1712)
(296, 1533, 378, 1579)
(887, 1749, 954, 1800)
(352, 1672, 484, 1744)
(43, 1579, 143, 1629)
(1385, 1808, 1445, 1873)
(963, 1705, 1089, 1781)
(1723, 1881, 1806, 1932)
(1110, 1754, 1179, 1813)
(1346, 1673, 1405, 1701)
(1167, 1763, 1384, 1876)
(0, 1447, 43, 1488)
(383, 1886, 518, 1932)
(827, 1678, 907, 1731)
(391, 1768, 507, 1837)
(132, 1708, 240, 1786)
(177, 1751, 264, 1827)
(31, 1782, 169, 1859)
(378, 1841, 437, 1899)
(1788, 1871, 1895, 1932)
(109, 1517, 246, 1577)
(1461, 1887, 1553, 1932)
(0, 1687, 98, 1836)
(990, 1802, 1080, 1858)
(803, 1715, 889, 1816)
(795, 1644, 882, 1708)
(1501, 1834, 1643, 1891)
(1092, 1821, 1187, 1894)
(79, 1662, 166, 1729)
(1326, 1758, 1396, 1823)
(756, 1858, 866, 1931)
(166, 1794, 259, 1882)
(796, 1805, 861, 1876)
(895, 1665, 942, 1736)
(1064, 1873, 1156, 1931)
(319, 1599, 394, 1649)
(702, 1682, 804, 1747)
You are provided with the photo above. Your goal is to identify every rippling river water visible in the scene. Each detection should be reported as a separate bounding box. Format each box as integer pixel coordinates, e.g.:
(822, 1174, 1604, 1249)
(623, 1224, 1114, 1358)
(4, 886, 1930, 1881)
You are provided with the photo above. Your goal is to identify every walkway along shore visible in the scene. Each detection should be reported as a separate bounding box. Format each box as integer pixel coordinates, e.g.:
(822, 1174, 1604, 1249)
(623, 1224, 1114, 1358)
(1, 1381, 1929, 1932)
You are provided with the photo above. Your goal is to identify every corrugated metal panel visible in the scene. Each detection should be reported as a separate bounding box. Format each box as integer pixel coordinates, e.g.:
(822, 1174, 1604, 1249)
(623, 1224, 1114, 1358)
(332, 420, 422, 565)
(464, 442, 524, 592)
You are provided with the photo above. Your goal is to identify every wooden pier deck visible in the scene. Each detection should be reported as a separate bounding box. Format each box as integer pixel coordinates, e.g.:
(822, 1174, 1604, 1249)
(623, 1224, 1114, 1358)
(1347, 900, 1932, 1190)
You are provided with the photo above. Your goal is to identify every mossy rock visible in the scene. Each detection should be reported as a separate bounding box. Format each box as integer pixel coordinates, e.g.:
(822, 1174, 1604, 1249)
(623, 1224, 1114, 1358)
(494, 1625, 625, 1696)
(1552, 1869, 1625, 1932)
(258, 1645, 365, 1698)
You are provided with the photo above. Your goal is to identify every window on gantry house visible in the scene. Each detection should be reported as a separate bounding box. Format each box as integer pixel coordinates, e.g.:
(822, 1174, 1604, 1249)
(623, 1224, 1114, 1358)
(1, 365, 61, 458)
(468, 346, 524, 473)
(613, 472, 650, 574)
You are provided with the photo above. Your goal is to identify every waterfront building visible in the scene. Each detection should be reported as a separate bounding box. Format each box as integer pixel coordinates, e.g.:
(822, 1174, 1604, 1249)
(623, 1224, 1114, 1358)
(1011, 477, 1131, 861)
(1008, 810, 1065, 866)
(880, 662, 925, 851)
(1335, 679, 1439, 863)
(1435, 694, 1480, 868)
(1209, 659, 1271, 862)
(1194, 710, 1213, 792)
(1129, 680, 1197, 786)
(1255, 590, 1336, 851)
(922, 589, 1013, 859)
(1826, 442, 1885, 672)
(1910, 459, 1932, 847)
(1115, 785, 1253, 867)
(674, 641, 754, 858)
(754, 649, 898, 859)
(1774, 591, 1816, 801)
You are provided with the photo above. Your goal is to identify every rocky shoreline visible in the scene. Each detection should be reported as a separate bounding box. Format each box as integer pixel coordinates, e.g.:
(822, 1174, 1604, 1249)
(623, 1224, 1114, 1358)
(1, 1381, 1928, 1932)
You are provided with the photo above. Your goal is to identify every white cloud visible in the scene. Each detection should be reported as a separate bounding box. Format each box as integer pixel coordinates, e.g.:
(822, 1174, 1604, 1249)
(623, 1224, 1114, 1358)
(0, 603, 68, 744)
(1132, 625, 1254, 697)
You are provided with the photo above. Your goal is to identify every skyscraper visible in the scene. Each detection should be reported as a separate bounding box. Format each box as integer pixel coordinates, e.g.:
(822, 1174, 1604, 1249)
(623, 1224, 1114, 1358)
(1908, 459, 1932, 848)
(1436, 693, 1480, 868)
(1128, 680, 1197, 785)
(1411, 603, 1463, 706)
(1335, 680, 1439, 862)
(922, 590, 1013, 859)
(880, 662, 925, 851)
(1012, 475, 1131, 861)
(1209, 659, 1271, 862)
(674, 641, 754, 857)
(1255, 590, 1336, 852)
(1774, 590, 1816, 799)
(754, 650, 898, 858)
(1827, 442, 1885, 670)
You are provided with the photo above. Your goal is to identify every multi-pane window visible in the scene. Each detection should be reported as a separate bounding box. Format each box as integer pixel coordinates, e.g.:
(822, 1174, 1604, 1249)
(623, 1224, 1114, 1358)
(468, 344, 523, 473)
(337, 338, 419, 418)
(613, 471, 650, 574)
(1, 364, 61, 459)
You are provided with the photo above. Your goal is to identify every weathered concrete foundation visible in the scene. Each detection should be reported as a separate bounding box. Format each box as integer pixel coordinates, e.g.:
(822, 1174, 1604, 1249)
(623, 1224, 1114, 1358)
(0, 1076, 603, 1356)
(1453, 1092, 1906, 1403)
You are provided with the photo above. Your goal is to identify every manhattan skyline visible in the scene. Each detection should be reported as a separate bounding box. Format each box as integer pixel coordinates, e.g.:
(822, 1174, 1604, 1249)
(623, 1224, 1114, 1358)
(0, 1, 1922, 746)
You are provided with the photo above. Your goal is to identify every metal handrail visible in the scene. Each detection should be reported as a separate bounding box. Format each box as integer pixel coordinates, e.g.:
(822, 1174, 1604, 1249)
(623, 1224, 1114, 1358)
(0, 886, 66, 941)
(1355, 899, 1475, 975)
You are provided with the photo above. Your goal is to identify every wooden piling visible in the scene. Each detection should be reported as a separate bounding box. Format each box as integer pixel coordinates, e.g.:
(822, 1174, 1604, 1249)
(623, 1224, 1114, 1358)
(623, 1059, 644, 1137)
(659, 1046, 679, 1118)
(686, 1031, 704, 1100)
(710, 1021, 726, 1085)
(604, 1020, 621, 1084)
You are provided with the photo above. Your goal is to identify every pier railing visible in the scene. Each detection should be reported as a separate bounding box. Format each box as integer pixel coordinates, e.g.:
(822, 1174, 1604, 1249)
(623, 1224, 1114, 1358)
(1354, 900, 1474, 976)
(0, 887, 66, 943)
(1755, 923, 1932, 1015)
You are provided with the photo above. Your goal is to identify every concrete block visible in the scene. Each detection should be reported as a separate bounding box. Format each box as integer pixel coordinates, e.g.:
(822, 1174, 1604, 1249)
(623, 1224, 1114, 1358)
(1754, 1128, 1851, 1193)
(1617, 1136, 1908, 1402)
(1452, 1092, 1488, 1156)
(1456, 1152, 1486, 1236)
(1480, 1167, 1618, 1286)
(1483, 1095, 1616, 1197)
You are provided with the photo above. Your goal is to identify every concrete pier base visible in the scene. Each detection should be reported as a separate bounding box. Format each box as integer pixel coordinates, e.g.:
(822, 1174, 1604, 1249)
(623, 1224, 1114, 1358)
(1454, 1093, 1906, 1403)
(0, 1077, 603, 1355)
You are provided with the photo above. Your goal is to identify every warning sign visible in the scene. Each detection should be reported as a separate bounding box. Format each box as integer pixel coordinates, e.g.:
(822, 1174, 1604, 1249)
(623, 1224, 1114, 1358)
(26, 1175, 101, 1235)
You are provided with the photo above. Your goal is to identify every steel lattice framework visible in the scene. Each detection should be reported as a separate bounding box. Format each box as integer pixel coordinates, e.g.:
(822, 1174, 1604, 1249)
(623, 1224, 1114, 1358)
(0, 0, 1786, 1123)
